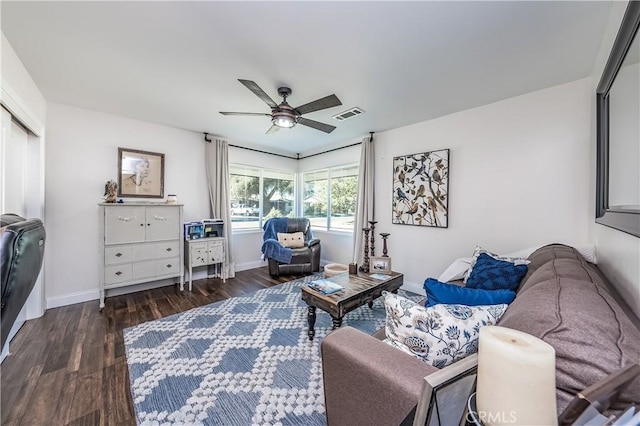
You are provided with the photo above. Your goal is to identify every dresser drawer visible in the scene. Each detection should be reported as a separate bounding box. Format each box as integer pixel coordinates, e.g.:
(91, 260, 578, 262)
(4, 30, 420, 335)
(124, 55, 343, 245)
(208, 240, 225, 263)
(157, 241, 180, 259)
(105, 264, 132, 285)
(190, 242, 209, 266)
(157, 257, 180, 276)
(105, 246, 133, 265)
(132, 244, 157, 262)
(132, 260, 158, 280)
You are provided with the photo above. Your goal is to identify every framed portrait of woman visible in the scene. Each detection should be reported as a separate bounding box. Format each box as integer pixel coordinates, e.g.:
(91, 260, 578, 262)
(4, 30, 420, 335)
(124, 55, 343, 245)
(117, 147, 165, 198)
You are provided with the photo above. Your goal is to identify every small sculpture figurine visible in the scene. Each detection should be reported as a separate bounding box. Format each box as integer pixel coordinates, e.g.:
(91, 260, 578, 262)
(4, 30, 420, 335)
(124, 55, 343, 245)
(104, 180, 118, 203)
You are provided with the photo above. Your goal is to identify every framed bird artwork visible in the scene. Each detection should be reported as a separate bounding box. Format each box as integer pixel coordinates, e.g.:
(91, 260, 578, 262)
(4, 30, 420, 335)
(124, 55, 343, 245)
(392, 149, 449, 227)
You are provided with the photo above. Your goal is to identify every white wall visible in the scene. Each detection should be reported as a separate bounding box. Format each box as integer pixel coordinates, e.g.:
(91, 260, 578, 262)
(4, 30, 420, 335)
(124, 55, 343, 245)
(369, 78, 592, 293)
(45, 102, 210, 306)
(1, 34, 46, 133)
(589, 0, 640, 316)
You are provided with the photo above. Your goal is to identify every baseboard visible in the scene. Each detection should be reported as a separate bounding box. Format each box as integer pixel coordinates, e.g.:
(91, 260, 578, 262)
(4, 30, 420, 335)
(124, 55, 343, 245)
(46, 289, 100, 309)
(400, 280, 424, 296)
(235, 260, 266, 272)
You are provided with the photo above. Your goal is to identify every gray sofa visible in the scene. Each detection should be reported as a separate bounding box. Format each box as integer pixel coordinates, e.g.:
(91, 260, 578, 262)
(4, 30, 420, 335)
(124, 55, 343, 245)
(320, 244, 640, 425)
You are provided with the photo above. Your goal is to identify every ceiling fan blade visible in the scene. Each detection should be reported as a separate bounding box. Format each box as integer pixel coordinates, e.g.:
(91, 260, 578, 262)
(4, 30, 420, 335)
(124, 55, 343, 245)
(238, 79, 278, 108)
(219, 112, 271, 116)
(266, 125, 280, 134)
(297, 117, 336, 134)
(294, 94, 342, 115)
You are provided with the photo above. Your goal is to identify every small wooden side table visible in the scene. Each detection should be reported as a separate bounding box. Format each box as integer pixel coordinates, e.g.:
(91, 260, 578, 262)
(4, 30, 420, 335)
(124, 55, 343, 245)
(184, 237, 226, 290)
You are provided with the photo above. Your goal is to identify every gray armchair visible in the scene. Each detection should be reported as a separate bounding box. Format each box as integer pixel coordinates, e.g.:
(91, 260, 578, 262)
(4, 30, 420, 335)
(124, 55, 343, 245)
(262, 217, 321, 277)
(1, 214, 46, 347)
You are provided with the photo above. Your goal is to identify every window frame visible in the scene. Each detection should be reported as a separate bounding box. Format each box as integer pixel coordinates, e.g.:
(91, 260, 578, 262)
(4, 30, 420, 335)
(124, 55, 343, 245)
(229, 163, 296, 233)
(302, 162, 359, 233)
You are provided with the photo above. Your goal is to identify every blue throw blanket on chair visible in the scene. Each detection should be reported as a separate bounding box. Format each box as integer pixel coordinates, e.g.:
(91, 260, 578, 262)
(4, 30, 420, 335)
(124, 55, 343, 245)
(261, 217, 292, 264)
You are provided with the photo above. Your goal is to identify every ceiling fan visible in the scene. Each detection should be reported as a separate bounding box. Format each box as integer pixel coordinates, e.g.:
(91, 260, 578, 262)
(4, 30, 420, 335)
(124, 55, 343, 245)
(220, 79, 342, 134)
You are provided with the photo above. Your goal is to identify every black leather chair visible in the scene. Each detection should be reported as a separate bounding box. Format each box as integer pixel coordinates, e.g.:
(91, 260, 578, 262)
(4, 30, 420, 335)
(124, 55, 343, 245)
(1, 214, 46, 348)
(265, 218, 321, 277)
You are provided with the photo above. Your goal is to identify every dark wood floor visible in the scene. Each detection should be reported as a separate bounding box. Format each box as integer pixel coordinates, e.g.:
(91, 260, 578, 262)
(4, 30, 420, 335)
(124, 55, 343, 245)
(1, 267, 296, 425)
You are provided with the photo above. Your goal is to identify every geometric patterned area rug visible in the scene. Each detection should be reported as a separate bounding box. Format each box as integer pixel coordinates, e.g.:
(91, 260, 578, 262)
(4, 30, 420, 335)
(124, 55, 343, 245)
(124, 274, 421, 425)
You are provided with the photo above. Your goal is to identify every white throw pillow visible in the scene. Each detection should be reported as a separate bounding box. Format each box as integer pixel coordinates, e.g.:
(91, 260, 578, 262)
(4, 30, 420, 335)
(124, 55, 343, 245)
(382, 291, 507, 368)
(437, 257, 472, 283)
(463, 246, 530, 283)
(277, 232, 305, 248)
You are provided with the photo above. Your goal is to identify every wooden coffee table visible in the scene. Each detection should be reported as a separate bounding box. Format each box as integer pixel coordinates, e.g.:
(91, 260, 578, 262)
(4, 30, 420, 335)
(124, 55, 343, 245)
(301, 271, 404, 340)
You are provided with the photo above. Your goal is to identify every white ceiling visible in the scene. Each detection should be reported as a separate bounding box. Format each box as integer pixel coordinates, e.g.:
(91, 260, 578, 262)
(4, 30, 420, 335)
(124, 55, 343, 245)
(2, 1, 612, 156)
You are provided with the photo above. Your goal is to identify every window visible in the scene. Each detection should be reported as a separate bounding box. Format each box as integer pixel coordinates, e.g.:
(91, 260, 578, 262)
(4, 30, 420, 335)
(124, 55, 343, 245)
(303, 164, 358, 231)
(263, 169, 295, 220)
(329, 165, 358, 231)
(229, 164, 295, 230)
(303, 170, 328, 229)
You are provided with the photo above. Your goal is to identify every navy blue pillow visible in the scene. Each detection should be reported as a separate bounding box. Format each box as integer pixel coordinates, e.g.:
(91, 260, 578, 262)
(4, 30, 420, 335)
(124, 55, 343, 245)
(423, 278, 516, 307)
(466, 253, 528, 292)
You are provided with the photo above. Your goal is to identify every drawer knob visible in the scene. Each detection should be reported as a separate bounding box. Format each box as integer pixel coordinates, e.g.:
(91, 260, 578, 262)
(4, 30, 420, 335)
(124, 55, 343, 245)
(115, 253, 123, 257)
(166, 264, 172, 268)
(140, 224, 144, 227)
(115, 271, 122, 276)
(166, 248, 172, 252)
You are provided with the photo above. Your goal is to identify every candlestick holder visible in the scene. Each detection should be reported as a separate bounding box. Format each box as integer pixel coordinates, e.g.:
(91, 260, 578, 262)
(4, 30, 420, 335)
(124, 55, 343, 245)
(380, 233, 390, 257)
(360, 228, 371, 272)
(368, 221, 378, 257)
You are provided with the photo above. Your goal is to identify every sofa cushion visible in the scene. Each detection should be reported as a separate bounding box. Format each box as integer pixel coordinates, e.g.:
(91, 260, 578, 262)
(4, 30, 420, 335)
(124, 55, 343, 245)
(498, 255, 640, 414)
(383, 291, 507, 368)
(466, 253, 528, 291)
(424, 278, 516, 307)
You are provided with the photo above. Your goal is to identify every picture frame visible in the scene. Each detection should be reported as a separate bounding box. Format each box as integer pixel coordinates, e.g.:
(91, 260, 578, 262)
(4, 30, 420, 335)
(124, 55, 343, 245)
(412, 354, 478, 426)
(370, 256, 392, 274)
(117, 147, 165, 198)
(393, 149, 449, 228)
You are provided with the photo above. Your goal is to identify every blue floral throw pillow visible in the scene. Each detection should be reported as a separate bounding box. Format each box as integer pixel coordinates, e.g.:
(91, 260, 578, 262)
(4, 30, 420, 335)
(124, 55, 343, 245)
(424, 278, 516, 307)
(465, 253, 528, 292)
(382, 291, 507, 368)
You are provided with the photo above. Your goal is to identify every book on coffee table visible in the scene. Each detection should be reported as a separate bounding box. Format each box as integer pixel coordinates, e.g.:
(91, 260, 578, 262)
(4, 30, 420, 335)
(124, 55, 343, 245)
(307, 279, 345, 295)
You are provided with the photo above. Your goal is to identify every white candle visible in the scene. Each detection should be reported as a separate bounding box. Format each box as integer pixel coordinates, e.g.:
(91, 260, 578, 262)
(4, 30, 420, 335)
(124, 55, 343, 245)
(476, 326, 557, 426)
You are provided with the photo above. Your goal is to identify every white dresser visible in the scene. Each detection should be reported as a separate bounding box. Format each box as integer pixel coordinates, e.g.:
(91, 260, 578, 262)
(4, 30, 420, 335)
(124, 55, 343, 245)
(184, 237, 226, 290)
(98, 203, 184, 310)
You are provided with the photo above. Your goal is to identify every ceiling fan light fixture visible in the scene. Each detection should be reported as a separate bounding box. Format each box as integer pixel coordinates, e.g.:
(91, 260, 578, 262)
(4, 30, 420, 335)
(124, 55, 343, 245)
(272, 110, 296, 128)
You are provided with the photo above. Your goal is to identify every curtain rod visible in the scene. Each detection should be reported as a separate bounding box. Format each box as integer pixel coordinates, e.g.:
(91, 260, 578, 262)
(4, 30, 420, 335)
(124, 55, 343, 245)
(203, 132, 374, 161)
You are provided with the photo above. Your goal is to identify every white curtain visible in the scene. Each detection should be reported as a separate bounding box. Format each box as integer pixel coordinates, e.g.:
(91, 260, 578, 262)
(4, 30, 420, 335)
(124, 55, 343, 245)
(205, 138, 236, 278)
(352, 134, 375, 265)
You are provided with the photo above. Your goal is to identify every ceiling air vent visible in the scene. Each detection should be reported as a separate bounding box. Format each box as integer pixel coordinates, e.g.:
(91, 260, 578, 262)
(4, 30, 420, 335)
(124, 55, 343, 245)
(332, 107, 364, 121)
